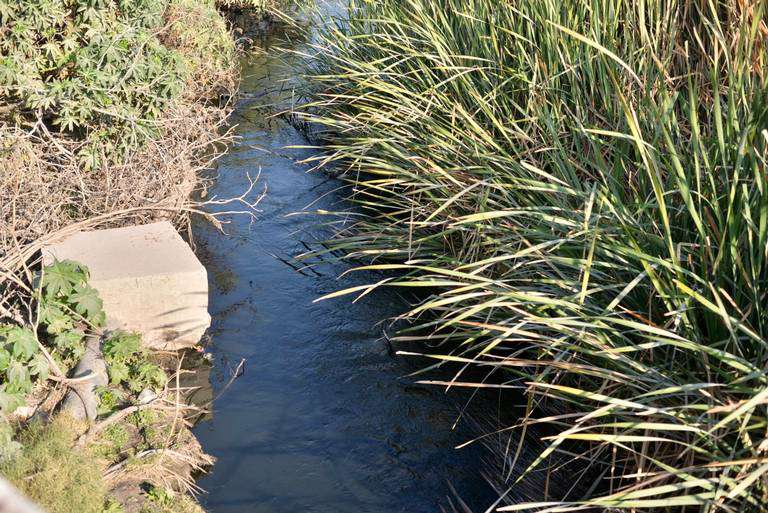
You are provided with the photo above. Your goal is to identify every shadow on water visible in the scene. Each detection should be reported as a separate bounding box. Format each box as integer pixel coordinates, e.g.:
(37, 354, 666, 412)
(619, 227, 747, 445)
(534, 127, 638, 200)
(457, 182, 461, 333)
(191, 11, 497, 513)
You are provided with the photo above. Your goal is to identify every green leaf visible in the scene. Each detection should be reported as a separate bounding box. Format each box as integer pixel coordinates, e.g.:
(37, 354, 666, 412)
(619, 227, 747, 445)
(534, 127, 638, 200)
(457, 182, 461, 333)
(70, 284, 104, 323)
(103, 332, 141, 362)
(136, 362, 166, 390)
(90, 309, 106, 328)
(42, 260, 87, 297)
(6, 360, 30, 393)
(29, 353, 49, 381)
(107, 360, 130, 385)
(0, 349, 10, 372)
(39, 302, 74, 335)
(6, 327, 37, 360)
(0, 388, 25, 414)
(54, 329, 84, 351)
(96, 386, 125, 416)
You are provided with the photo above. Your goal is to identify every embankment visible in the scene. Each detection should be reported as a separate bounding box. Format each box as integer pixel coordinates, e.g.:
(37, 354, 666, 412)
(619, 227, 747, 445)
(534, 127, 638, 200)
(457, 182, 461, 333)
(0, 1, 272, 511)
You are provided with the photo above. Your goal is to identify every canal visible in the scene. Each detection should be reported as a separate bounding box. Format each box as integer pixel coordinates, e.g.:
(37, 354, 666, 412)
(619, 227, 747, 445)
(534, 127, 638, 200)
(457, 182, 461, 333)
(191, 9, 494, 513)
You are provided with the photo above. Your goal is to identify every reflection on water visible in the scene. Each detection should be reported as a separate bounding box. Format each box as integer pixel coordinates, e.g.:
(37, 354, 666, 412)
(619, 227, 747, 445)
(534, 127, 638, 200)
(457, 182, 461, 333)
(191, 15, 493, 513)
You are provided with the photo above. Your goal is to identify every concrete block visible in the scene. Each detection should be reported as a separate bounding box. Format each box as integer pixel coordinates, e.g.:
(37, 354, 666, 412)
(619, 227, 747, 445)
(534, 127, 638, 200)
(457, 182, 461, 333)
(42, 221, 210, 350)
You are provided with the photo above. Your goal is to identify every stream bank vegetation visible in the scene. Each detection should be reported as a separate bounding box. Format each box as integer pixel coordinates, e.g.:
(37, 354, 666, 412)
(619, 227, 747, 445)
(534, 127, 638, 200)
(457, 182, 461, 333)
(0, 259, 214, 513)
(297, 0, 768, 511)
(0, 0, 273, 511)
(0, 0, 239, 320)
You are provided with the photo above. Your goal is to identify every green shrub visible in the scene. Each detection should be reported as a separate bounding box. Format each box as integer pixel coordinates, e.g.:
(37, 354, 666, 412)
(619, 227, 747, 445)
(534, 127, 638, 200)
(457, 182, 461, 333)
(299, 0, 768, 510)
(38, 259, 105, 371)
(103, 331, 167, 392)
(0, 0, 236, 169)
(164, 0, 235, 95)
(0, 325, 46, 412)
(0, 260, 107, 414)
(0, 0, 188, 164)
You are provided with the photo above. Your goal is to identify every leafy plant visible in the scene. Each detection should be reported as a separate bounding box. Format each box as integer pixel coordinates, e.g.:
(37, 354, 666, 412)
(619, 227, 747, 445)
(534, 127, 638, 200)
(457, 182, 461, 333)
(139, 482, 204, 513)
(41, 260, 105, 327)
(102, 498, 125, 513)
(95, 385, 126, 416)
(145, 485, 175, 507)
(0, 0, 189, 169)
(0, 260, 107, 414)
(39, 259, 105, 370)
(0, 325, 43, 412)
(103, 331, 167, 393)
(94, 422, 130, 460)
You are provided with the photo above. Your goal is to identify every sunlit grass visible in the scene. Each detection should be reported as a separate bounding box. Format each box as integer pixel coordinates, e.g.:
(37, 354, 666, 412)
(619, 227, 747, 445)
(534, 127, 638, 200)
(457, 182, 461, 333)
(297, 0, 768, 510)
(1, 418, 109, 513)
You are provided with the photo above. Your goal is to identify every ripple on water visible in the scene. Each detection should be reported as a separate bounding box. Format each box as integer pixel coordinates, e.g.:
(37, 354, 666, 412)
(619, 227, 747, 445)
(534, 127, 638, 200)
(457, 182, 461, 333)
(191, 12, 495, 513)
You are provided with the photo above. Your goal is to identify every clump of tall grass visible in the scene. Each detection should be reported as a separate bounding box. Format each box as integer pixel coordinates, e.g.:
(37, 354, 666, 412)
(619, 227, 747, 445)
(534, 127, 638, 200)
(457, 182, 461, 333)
(1, 417, 109, 513)
(298, 0, 768, 510)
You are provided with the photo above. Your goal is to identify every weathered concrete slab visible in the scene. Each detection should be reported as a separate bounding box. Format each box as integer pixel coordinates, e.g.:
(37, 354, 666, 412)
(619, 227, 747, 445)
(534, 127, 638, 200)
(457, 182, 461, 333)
(42, 221, 210, 350)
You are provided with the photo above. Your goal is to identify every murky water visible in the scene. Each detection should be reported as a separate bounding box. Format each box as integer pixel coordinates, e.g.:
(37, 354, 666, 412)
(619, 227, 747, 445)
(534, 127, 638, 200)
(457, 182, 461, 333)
(191, 16, 494, 513)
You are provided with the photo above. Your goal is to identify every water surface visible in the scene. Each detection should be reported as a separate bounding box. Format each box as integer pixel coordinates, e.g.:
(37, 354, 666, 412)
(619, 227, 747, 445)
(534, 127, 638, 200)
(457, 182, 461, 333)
(192, 20, 493, 513)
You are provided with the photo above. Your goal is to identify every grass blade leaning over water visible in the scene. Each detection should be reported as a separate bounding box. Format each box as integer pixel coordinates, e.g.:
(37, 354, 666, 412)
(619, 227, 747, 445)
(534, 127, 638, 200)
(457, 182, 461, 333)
(296, 0, 768, 510)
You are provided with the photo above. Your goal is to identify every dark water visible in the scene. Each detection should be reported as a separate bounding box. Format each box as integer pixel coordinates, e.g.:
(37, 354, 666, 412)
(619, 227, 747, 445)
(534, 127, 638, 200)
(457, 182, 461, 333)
(191, 16, 494, 513)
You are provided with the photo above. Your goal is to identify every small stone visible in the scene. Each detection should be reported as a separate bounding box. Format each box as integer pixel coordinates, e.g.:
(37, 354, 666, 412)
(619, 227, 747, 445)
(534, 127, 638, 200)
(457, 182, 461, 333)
(137, 389, 157, 405)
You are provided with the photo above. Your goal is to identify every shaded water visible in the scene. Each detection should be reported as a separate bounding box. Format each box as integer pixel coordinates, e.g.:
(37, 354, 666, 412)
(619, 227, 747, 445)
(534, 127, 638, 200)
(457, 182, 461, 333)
(191, 17, 494, 513)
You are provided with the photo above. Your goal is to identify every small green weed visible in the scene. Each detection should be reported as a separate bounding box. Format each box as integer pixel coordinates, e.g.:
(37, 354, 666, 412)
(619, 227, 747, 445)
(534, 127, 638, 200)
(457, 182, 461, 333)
(103, 499, 125, 513)
(146, 485, 175, 506)
(141, 484, 203, 513)
(96, 386, 126, 416)
(95, 423, 131, 461)
(0, 325, 46, 412)
(103, 332, 167, 393)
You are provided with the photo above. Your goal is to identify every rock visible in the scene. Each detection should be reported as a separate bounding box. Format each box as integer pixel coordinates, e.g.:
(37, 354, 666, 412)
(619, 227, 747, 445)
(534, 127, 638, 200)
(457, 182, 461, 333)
(137, 389, 157, 405)
(60, 335, 108, 421)
(42, 222, 211, 350)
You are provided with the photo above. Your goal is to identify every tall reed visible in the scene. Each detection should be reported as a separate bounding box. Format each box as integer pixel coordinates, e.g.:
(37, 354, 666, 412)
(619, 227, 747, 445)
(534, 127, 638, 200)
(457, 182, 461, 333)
(298, 0, 768, 510)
